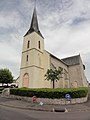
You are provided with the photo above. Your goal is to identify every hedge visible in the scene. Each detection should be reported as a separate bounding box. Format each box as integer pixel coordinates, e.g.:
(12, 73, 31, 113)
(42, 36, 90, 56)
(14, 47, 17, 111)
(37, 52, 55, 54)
(10, 87, 88, 99)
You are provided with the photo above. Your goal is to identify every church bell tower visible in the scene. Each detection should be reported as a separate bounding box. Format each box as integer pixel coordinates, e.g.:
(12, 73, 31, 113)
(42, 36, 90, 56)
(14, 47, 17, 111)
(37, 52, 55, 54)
(19, 7, 45, 88)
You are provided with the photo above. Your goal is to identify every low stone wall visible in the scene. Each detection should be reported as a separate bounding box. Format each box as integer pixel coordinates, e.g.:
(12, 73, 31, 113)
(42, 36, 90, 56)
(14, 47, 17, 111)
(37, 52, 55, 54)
(2, 94, 88, 105)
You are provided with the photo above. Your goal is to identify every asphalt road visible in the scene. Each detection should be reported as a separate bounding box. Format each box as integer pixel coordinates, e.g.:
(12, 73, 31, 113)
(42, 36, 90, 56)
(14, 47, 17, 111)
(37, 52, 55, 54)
(0, 105, 36, 120)
(0, 104, 90, 120)
(0, 94, 90, 120)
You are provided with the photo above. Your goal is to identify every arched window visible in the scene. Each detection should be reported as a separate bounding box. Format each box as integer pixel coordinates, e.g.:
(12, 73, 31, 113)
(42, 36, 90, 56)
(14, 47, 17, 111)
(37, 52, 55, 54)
(27, 41, 30, 48)
(22, 73, 29, 88)
(38, 41, 40, 49)
(26, 55, 28, 62)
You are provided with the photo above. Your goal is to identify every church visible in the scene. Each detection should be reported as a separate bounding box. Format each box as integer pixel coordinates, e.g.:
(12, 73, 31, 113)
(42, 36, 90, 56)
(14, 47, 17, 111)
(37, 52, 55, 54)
(19, 7, 88, 88)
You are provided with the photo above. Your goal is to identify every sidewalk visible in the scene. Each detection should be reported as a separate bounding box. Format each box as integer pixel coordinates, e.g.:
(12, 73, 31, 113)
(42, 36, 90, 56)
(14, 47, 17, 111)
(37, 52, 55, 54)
(0, 95, 90, 112)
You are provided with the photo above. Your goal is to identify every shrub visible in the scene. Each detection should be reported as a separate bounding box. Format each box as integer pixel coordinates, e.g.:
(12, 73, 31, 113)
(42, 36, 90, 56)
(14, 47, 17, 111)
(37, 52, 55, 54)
(10, 87, 88, 99)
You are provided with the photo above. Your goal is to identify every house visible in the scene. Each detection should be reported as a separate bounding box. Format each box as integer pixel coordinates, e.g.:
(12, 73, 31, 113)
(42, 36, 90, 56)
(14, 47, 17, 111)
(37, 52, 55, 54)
(19, 8, 88, 88)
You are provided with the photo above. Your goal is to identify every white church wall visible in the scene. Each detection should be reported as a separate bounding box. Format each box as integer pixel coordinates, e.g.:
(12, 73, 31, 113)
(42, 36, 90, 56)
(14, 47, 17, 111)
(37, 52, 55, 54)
(68, 65, 83, 88)
(42, 51, 51, 88)
(79, 57, 88, 87)
(50, 56, 70, 88)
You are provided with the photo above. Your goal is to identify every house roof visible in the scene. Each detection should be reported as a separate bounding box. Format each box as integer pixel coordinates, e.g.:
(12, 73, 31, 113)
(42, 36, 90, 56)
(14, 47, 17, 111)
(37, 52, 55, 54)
(50, 53, 68, 65)
(45, 50, 68, 66)
(45, 50, 81, 66)
(61, 55, 80, 66)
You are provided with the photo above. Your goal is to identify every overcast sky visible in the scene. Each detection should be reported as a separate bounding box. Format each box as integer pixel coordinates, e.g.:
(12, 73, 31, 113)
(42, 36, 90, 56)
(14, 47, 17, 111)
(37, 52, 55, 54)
(0, 0, 90, 82)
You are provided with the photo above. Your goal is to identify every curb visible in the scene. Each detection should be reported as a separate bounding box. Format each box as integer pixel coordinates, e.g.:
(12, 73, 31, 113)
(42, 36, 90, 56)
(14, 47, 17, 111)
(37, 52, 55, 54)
(0, 103, 52, 112)
(1, 103, 90, 112)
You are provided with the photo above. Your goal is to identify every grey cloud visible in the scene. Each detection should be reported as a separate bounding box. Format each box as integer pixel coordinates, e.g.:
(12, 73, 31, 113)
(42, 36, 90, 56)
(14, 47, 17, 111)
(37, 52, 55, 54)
(0, 0, 90, 82)
(71, 17, 88, 25)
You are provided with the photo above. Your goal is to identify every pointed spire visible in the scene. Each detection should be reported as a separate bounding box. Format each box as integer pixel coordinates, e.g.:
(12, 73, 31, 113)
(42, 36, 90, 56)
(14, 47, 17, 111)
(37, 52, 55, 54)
(24, 7, 43, 38)
(30, 8, 39, 33)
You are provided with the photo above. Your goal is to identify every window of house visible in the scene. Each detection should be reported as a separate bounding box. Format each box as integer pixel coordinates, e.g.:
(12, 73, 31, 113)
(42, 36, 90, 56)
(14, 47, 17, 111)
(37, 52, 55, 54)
(26, 55, 28, 61)
(27, 41, 30, 48)
(38, 41, 40, 49)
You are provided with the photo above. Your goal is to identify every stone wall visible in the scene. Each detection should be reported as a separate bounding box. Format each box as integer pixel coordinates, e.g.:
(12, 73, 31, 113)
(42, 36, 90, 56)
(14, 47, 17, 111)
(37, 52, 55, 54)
(2, 94, 87, 105)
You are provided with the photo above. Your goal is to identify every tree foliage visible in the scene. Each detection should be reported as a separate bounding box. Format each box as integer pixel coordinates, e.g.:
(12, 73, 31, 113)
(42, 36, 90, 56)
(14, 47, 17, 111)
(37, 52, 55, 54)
(0, 68, 13, 86)
(45, 67, 63, 88)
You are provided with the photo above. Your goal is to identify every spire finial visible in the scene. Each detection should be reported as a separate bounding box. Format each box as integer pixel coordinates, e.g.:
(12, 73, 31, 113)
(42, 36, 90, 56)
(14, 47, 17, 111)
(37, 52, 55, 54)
(34, 0, 36, 8)
(24, 1, 44, 38)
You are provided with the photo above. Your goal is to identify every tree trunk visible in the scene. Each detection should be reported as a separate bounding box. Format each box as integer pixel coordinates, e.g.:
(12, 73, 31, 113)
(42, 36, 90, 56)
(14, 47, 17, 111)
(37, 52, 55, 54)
(52, 80, 55, 89)
(7, 83, 8, 87)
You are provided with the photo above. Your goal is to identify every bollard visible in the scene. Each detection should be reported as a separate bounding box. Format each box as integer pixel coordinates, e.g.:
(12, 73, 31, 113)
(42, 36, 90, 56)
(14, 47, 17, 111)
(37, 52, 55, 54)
(32, 96, 37, 103)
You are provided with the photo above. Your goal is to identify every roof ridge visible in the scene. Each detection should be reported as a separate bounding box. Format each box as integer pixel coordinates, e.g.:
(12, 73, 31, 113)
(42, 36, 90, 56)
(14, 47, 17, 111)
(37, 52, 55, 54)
(61, 54, 80, 60)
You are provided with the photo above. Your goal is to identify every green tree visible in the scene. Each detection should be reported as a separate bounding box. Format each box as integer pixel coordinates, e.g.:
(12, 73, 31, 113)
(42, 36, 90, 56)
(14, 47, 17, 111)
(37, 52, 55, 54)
(0, 68, 13, 86)
(45, 67, 63, 88)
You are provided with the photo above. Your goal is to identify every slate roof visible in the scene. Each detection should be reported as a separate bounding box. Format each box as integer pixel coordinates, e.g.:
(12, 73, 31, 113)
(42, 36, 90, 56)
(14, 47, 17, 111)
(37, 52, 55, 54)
(24, 8, 43, 38)
(61, 55, 80, 66)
